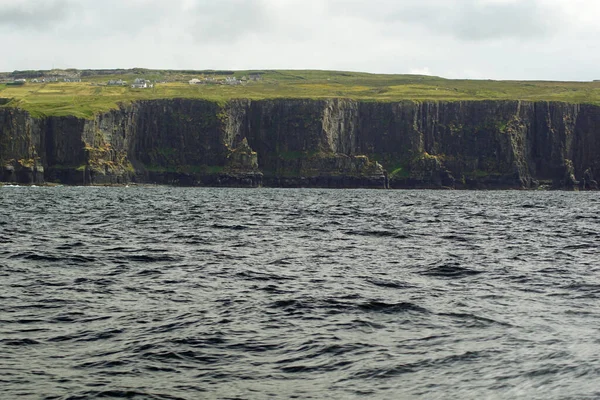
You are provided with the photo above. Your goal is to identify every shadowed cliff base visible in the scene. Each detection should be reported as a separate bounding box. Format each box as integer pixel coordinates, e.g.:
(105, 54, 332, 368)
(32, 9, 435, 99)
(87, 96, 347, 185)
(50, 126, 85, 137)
(1, 98, 599, 190)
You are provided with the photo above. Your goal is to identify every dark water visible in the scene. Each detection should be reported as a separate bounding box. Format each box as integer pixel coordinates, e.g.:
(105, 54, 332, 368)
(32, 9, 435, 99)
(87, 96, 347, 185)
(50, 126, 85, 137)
(1, 187, 600, 399)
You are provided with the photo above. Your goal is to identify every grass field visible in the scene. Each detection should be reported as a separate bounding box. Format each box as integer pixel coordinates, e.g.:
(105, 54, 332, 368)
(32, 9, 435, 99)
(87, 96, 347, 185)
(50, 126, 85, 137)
(1, 69, 600, 118)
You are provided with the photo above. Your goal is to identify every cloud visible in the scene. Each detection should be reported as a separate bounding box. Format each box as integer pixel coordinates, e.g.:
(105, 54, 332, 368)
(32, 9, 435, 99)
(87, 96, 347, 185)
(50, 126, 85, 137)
(1, 0, 599, 80)
(327, 0, 559, 41)
(0, 0, 77, 30)
(186, 0, 271, 42)
(435, 0, 557, 41)
(409, 67, 433, 76)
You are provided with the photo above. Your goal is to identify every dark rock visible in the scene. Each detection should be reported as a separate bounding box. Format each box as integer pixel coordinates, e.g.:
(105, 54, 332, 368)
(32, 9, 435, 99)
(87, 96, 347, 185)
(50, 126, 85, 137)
(580, 168, 598, 190)
(1, 99, 600, 189)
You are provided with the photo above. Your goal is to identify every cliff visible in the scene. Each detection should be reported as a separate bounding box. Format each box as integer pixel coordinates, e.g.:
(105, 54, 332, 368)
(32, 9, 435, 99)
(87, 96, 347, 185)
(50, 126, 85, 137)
(1, 99, 599, 189)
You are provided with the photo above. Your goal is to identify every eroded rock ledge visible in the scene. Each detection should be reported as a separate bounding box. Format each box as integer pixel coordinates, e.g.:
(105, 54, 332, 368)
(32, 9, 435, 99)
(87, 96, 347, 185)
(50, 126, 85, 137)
(1, 99, 599, 189)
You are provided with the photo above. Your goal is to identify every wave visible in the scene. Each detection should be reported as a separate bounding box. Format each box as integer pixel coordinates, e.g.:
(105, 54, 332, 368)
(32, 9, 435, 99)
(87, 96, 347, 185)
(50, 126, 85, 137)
(421, 262, 483, 278)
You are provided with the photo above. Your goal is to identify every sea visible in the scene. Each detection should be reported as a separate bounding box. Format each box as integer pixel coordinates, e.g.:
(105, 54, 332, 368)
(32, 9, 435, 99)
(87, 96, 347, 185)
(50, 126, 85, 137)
(1, 186, 599, 399)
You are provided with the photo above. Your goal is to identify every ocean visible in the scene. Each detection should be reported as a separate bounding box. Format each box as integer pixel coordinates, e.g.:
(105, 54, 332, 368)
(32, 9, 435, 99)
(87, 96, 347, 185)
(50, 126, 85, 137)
(1, 186, 599, 399)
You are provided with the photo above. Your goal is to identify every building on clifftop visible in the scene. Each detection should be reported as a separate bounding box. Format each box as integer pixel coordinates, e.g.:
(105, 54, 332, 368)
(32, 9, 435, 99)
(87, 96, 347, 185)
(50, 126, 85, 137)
(131, 78, 153, 89)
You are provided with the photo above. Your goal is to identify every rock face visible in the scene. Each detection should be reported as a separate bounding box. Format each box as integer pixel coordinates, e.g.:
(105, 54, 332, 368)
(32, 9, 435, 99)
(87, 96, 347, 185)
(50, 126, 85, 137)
(1, 99, 600, 189)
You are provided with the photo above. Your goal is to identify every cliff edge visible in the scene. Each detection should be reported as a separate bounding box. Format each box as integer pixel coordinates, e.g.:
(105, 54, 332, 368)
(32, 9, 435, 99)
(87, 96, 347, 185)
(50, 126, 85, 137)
(1, 99, 599, 189)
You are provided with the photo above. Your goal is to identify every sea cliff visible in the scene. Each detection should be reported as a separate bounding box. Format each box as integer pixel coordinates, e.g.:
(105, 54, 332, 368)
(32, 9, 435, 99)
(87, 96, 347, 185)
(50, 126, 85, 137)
(1, 99, 599, 189)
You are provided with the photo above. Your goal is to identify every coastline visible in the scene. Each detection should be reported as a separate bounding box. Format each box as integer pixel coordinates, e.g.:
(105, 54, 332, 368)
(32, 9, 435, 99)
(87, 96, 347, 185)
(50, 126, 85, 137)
(2, 98, 599, 191)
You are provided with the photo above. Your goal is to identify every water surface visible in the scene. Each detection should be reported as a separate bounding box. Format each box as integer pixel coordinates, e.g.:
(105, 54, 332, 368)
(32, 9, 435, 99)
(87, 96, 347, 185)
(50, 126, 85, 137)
(1, 187, 599, 399)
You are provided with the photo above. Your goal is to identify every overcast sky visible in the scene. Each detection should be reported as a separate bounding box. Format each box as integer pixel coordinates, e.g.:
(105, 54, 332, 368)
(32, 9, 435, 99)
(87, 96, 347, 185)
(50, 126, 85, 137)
(1, 0, 599, 80)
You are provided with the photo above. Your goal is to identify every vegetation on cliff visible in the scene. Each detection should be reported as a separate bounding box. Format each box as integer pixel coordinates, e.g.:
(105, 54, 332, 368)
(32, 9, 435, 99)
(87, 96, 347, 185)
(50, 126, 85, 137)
(1, 69, 600, 118)
(1, 97, 599, 189)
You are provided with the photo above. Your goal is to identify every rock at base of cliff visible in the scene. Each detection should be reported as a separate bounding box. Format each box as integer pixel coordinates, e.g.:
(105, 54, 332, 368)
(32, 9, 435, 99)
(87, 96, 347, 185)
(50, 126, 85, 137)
(390, 153, 455, 189)
(142, 170, 262, 188)
(264, 174, 386, 189)
(266, 153, 388, 188)
(580, 168, 598, 190)
(2, 160, 44, 184)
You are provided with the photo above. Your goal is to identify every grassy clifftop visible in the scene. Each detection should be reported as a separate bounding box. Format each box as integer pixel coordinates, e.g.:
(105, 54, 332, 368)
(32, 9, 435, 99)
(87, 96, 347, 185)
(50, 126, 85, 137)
(1, 69, 600, 118)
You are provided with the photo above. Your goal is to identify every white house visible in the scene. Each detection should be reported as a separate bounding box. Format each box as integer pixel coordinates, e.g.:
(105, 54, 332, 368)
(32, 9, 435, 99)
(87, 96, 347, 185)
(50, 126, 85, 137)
(225, 76, 242, 85)
(189, 78, 202, 85)
(131, 78, 152, 89)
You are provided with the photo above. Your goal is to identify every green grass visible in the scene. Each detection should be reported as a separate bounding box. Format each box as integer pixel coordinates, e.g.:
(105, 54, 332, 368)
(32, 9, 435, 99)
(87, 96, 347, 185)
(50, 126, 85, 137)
(278, 150, 321, 160)
(389, 166, 410, 179)
(1, 69, 600, 118)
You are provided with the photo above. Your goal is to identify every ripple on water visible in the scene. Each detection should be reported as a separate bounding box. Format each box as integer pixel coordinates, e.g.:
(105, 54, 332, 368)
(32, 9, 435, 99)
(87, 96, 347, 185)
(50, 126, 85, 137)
(1, 187, 599, 399)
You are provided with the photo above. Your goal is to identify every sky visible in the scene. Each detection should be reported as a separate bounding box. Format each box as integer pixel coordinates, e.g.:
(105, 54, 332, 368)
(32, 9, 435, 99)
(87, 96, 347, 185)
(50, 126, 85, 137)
(1, 0, 599, 81)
